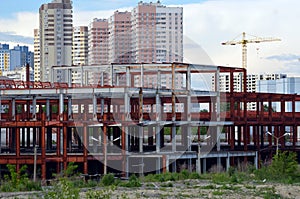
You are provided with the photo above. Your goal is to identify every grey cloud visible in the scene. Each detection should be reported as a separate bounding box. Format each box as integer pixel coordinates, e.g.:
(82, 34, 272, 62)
(265, 54, 300, 62)
(0, 32, 33, 44)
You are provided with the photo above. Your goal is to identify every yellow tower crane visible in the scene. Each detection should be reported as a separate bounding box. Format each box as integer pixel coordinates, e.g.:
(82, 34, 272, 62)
(221, 32, 281, 69)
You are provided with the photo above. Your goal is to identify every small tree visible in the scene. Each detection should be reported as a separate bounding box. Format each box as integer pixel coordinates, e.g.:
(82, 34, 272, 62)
(63, 162, 78, 177)
(269, 151, 298, 181)
(1, 164, 41, 192)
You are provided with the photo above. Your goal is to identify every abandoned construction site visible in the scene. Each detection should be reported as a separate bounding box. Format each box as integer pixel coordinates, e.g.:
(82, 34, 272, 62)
(0, 62, 299, 180)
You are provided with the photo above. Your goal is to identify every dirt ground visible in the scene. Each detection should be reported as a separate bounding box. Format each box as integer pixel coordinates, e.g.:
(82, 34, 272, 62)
(1, 179, 300, 199)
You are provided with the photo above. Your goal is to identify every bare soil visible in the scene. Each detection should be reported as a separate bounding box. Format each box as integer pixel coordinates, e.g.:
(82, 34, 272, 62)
(1, 179, 300, 199)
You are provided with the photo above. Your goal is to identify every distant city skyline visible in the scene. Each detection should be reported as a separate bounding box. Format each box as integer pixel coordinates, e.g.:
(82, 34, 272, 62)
(0, 0, 299, 76)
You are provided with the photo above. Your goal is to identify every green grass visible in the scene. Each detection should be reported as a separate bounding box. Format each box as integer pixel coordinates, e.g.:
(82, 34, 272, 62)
(212, 190, 224, 196)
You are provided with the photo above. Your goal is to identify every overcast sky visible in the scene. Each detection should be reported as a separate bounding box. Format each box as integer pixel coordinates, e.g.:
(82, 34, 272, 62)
(0, 0, 299, 76)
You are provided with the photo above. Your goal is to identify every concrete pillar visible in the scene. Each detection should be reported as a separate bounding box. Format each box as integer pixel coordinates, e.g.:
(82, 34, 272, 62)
(186, 65, 192, 152)
(80, 65, 84, 86)
(46, 99, 50, 121)
(172, 125, 176, 152)
(68, 69, 72, 87)
(59, 93, 64, 121)
(172, 161, 176, 173)
(32, 95, 37, 120)
(84, 71, 89, 86)
(255, 151, 258, 169)
(171, 63, 176, 152)
(126, 156, 129, 178)
(156, 126, 161, 153)
(166, 156, 169, 172)
(41, 113, 46, 180)
(139, 126, 143, 153)
(68, 96, 72, 120)
(139, 88, 143, 153)
(226, 153, 230, 172)
(16, 127, 20, 158)
(156, 157, 161, 174)
(93, 93, 97, 121)
(157, 70, 161, 89)
(156, 93, 161, 153)
(188, 159, 192, 173)
(203, 158, 207, 174)
(83, 124, 88, 174)
(216, 68, 222, 170)
(217, 157, 221, 172)
(12, 98, 15, 121)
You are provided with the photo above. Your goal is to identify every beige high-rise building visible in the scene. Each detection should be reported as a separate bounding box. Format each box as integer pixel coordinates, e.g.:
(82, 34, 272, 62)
(39, 0, 73, 82)
(88, 19, 109, 65)
(34, 29, 40, 82)
(131, 1, 184, 88)
(108, 11, 132, 64)
(131, 1, 183, 63)
(87, 1, 183, 66)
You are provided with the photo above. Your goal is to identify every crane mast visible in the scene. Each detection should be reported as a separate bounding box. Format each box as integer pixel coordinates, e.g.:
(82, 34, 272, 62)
(222, 32, 281, 69)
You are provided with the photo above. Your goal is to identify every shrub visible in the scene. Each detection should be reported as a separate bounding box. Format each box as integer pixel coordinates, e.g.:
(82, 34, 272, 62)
(255, 151, 299, 183)
(63, 162, 79, 177)
(120, 174, 141, 188)
(0, 164, 42, 192)
(86, 186, 116, 199)
(101, 173, 115, 186)
(178, 170, 190, 180)
(269, 151, 298, 181)
(211, 172, 231, 184)
(43, 178, 79, 199)
(189, 172, 201, 179)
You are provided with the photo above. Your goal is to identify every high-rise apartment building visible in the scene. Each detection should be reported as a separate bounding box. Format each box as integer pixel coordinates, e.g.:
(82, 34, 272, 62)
(129, 2, 184, 88)
(39, 0, 73, 82)
(0, 44, 10, 75)
(72, 26, 88, 83)
(109, 11, 132, 64)
(212, 73, 287, 110)
(10, 45, 33, 71)
(86, 1, 183, 66)
(73, 26, 88, 66)
(34, 29, 41, 81)
(213, 73, 287, 93)
(131, 1, 183, 63)
(88, 19, 109, 65)
(257, 77, 300, 111)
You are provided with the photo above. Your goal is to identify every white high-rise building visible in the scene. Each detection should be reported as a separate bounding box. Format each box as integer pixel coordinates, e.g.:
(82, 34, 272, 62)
(72, 26, 88, 83)
(34, 29, 40, 81)
(73, 26, 88, 66)
(213, 73, 287, 92)
(212, 73, 287, 110)
(0, 44, 10, 76)
(257, 77, 300, 112)
(39, 0, 73, 82)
